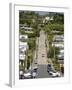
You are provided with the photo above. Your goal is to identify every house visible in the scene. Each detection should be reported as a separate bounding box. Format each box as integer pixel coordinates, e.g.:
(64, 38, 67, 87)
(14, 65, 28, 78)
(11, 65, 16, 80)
(58, 49, 64, 64)
(19, 42, 28, 69)
(20, 35, 28, 40)
(21, 27, 32, 30)
(19, 42, 28, 55)
(21, 26, 33, 33)
(58, 53, 64, 64)
(19, 35, 28, 42)
(19, 54, 26, 66)
(19, 47, 27, 54)
(51, 30, 60, 34)
(19, 23, 29, 29)
(19, 42, 28, 49)
(45, 16, 53, 21)
(53, 35, 64, 42)
(52, 42, 64, 49)
(58, 60, 64, 64)
(20, 23, 33, 33)
(58, 54, 64, 59)
(43, 16, 53, 23)
(19, 54, 26, 60)
(59, 49, 64, 54)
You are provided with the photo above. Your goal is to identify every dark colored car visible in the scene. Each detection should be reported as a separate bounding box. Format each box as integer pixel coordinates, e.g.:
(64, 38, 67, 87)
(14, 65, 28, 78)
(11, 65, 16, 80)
(47, 64, 52, 72)
(31, 68, 38, 73)
(19, 74, 24, 79)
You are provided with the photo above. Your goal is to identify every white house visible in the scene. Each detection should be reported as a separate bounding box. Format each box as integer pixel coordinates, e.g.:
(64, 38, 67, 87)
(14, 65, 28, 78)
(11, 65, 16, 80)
(53, 35, 64, 42)
(19, 42, 28, 55)
(57, 49, 64, 64)
(59, 49, 64, 54)
(52, 42, 64, 48)
(58, 60, 64, 64)
(51, 30, 60, 34)
(43, 16, 53, 23)
(19, 35, 28, 42)
(19, 54, 26, 66)
(21, 26, 32, 31)
(45, 17, 50, 21)
(54, 35, 64, 39)
(19, 23, 29, 28)
(58, 54, 64, 60)
(20, 23, 33, 32)
(19, 42, 28, 49)
(19, 54, 26, 60)
(45, 16, 53, 21)
(19, 47, 27, 54)
(19, 35, 28, 40)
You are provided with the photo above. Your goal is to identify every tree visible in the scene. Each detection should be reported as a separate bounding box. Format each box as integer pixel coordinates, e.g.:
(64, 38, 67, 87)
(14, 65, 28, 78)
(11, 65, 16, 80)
(28, 39, 36, 50)
(47, 46, 54, 58)
(53, 13, 64, 24)
(47, 46, 60, 59)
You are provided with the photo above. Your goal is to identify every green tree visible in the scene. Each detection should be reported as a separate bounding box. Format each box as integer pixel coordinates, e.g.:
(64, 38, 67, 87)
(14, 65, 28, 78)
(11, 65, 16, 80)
(53, 13, 64, 24)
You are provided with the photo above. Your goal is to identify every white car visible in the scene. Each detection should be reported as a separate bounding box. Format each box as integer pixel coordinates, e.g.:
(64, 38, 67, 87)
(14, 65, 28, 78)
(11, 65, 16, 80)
(19, 71, 23, 75)
(49, 71, 61, 77)
(31, 72, 37, 78)
(24, 72, 32, 79)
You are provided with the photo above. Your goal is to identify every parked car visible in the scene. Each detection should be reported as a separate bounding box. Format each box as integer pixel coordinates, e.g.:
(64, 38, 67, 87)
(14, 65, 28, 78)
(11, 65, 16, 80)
(49, 70, 61, 77)
(24, 72, 32, 79)
(31, 72, 37, 78)
(19, 74, 24, 79)
(47, 64, 52, 72)
(47, 64, 61, 77)
(19, 70, 24, 79)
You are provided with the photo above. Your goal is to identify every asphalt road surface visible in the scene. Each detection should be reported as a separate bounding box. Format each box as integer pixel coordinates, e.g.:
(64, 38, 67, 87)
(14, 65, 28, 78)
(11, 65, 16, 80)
(36, 30, 51, 78)
(37, 30, 47, 65)
(37, 65, 51, 78)
(29, 30, 63, 78)
(32, 30, 63, 78)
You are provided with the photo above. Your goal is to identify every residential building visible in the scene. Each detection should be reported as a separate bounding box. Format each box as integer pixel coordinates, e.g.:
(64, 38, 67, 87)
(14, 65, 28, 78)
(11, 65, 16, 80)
(19, 35, 28, 42)
(53, 35, 64, 42)
(52, 42, 64, 49)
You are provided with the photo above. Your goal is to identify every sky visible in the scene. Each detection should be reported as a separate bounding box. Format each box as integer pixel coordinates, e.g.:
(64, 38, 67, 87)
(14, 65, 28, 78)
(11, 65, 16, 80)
(35, 11, 49, 15)
(19, 10, 64, 16)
